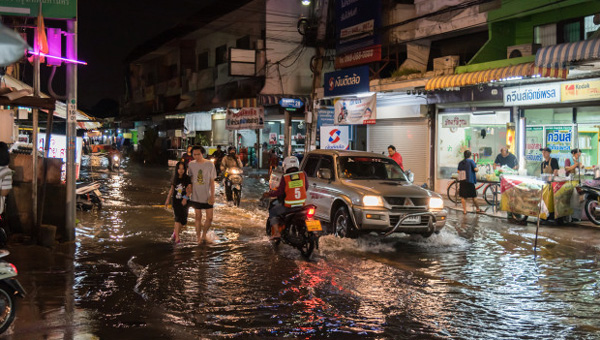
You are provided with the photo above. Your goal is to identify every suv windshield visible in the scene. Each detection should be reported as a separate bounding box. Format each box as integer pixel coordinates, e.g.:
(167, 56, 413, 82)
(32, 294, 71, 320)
(337, 156, 409, 181)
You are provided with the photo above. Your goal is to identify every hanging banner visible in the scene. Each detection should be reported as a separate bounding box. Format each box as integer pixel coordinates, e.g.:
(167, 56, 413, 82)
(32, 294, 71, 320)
(334, 95, 376, 125)
(320, 126, 350, 150)
(226, 107, 264, 130)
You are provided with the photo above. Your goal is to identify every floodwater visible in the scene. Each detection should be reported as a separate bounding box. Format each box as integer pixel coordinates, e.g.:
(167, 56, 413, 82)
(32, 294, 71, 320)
(3, 159, 600, 339)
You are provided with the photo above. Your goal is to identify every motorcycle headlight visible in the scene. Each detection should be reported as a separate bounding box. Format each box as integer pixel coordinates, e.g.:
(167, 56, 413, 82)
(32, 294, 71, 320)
(429, 197, 444, 210)
(231, 168, 241, 175)
(113, 155, 119, 161)
(362, 195, 384, 207)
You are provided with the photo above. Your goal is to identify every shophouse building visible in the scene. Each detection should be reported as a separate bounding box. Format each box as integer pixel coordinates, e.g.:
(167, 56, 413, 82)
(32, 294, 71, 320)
(121, 0, 317, 165)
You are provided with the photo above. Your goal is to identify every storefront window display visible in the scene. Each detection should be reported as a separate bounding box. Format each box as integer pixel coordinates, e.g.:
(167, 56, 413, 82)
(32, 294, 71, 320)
(437, 111, 510, 180)
(524, 107, 599, 176)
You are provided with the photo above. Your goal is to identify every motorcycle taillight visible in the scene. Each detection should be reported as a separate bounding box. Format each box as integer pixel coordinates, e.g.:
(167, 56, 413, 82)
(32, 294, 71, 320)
(307, 207, 315, 219)
(9, 263, 17, 275)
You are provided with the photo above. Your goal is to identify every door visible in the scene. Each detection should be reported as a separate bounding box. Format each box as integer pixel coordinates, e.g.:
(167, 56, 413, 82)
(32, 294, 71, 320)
(313, 155, 337, 221)
(367, 118, 430, 185)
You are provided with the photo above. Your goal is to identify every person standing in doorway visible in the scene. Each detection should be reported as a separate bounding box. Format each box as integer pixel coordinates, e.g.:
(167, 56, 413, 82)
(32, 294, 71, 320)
(388, 145, 404, 170)
(458, 150, 482, 214)
(186, 146, 217, 243)
(165, 161, 191, 243)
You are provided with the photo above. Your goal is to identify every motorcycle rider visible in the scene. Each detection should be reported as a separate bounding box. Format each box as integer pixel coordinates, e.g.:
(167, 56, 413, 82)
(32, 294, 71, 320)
(108, 144, 121, 170)
(264, 156, 309, 240)
(0, 142, 12, 219)
(220, 146, 243, 203)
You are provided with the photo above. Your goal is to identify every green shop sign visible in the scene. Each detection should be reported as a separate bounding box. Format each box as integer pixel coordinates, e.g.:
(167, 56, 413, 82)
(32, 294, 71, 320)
(0, 1, 76, 19)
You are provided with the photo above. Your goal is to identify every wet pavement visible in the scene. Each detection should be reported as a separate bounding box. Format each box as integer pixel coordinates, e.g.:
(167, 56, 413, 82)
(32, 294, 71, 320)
(2, 160, 600, 339)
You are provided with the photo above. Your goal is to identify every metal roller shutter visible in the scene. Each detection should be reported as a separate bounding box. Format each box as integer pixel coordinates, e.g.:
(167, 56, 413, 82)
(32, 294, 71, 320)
(367, 119, 430, 185)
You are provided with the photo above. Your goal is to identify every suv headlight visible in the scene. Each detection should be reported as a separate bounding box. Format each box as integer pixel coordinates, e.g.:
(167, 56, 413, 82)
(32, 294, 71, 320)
(362, 195, 384, 207)
(429, 197, 444, 210)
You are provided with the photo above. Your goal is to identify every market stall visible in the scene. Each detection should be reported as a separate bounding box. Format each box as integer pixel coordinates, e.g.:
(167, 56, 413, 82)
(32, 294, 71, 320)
(501, 169, 599, 222)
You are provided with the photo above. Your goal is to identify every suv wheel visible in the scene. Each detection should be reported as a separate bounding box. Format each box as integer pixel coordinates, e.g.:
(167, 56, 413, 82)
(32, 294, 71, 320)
(333, 206, 358, 239)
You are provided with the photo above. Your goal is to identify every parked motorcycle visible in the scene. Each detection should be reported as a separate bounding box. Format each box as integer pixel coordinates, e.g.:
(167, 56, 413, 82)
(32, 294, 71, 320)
(578, 184, 600, 225)
(223, 167, 243, 207)
(76, 181, 103, 211)
(0, 229, 26, 334)
(265, 201, 321, 259)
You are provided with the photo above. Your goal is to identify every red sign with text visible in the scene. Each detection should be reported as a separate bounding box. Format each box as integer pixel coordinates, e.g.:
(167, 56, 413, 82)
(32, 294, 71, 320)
(335, 45, 382, 69)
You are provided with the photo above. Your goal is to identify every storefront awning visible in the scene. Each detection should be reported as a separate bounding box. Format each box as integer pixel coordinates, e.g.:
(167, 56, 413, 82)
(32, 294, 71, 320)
(228, 97, 257, 108)
(535, 39, 600, 68)
(425, 63, 567, 91)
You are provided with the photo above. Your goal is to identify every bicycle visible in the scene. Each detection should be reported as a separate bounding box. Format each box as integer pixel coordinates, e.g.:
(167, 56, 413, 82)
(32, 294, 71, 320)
(447, 178, 500, 206)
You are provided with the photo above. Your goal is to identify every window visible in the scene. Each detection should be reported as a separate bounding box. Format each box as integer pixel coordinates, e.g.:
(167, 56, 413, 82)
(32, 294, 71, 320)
(236, 35, 251, 49)
(534, 24, 557, 47)
(215, 45, 227, 65)
(303, 155, 320, 178)
(317, 156, 334, 179)
(197, 51, 209, 70)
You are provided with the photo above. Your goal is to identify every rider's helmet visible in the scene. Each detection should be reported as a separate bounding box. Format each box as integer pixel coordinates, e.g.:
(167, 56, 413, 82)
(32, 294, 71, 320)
(283, 156, 300, 173)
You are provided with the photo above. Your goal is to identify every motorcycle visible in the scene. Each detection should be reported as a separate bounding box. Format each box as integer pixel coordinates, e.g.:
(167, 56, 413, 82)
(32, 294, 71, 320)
(265, 201, 321, 259)
(76, 181, 103, 211)
(578, 184, 600, 225)
(109, 153, 121, 172)
(223, 167, 243, 207)
(0, 229, 26, 334)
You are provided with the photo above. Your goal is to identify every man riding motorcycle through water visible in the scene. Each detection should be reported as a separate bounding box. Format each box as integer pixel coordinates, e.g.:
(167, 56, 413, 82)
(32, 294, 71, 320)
(220, 146, 243, 203)
(265, 156, 309, 240)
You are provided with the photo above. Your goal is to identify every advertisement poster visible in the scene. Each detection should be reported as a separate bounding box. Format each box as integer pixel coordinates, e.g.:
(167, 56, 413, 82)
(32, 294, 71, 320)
(37, 133, 83, 180)
(334, 95, 376, 125)
(546, 126, 572, 166)
(269, 133, 277, 145)
(336, 0, 381, 54)
(320, 126, 350, 150)
(226, 107, 264, 130)
(562, 79, 600, 102)
(525, 127, 544, 162)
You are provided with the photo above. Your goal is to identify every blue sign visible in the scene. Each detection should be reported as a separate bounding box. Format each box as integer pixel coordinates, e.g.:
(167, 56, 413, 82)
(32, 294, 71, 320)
(324, 66, 370, 97)
(279, 98, 304, 109)
(336, 0, 381, 54)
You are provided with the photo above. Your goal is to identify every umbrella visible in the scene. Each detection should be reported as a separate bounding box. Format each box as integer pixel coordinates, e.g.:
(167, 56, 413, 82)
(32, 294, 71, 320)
(0, 23, 29, 67)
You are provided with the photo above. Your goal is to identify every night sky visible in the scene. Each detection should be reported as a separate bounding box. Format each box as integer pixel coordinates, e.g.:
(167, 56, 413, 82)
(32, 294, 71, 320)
(78, 0, 218, 113)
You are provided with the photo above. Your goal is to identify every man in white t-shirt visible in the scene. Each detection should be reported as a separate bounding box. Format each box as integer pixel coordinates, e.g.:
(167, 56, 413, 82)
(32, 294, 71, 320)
(186, 145, 216, 243)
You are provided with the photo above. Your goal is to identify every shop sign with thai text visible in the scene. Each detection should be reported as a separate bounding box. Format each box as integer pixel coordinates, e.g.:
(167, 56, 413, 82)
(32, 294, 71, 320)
(225, 107, 264, 130)
(561, 79, 600, 102)
(334, 94, 376, 125)
(320, 126, 350, 150)
(503, 83, 561, 106)
(324, 66, 370, 97)
(442, 115, 470, 128)
(525, 126, 543, 162)
(335, 44, 382, 69)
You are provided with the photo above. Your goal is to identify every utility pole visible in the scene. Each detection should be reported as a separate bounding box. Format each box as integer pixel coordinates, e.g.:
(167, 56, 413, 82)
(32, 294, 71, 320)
(307, 47, 325, 153)
(65, 18, 77, 241)
(32, 50, 39, 242)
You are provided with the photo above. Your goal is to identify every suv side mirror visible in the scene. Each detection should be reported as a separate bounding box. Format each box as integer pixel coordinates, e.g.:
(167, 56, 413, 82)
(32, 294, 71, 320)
(406, 170, 414, 183)
(318, 168, 332, 180)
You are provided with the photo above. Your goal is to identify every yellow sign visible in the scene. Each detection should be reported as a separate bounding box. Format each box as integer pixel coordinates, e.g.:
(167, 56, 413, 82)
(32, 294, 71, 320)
(305, 220, 322, 232)
(561, 80, 600, 102)
(288, 180, 303, 188)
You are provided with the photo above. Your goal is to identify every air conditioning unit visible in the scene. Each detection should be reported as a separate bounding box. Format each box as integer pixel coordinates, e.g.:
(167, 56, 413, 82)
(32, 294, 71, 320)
(507, 43, 541, 59)
(433, 55, 459, 72)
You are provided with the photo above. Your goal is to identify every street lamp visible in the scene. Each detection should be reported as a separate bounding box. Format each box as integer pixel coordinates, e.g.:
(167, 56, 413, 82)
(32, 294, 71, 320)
(301, 0, 310, 5)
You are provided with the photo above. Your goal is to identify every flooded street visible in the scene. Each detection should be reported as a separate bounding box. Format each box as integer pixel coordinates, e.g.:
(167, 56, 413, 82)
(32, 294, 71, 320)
(3, 160, 600, 339)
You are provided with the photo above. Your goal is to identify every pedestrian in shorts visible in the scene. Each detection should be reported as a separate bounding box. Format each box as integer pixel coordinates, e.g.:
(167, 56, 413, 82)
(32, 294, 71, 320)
(165, 161, 191, 243)
(186, 145, 217, 243)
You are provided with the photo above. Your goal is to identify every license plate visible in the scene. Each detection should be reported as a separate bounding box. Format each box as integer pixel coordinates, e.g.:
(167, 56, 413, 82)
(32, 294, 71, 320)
(305, 220, 322, 232)
(401, 215, 421, 225)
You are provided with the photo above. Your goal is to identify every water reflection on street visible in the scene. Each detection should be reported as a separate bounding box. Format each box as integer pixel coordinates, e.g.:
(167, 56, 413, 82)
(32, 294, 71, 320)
(3, 160, 600, 339)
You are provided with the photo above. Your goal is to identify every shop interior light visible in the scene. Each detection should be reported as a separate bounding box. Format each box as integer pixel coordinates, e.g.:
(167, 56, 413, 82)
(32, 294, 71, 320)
(301, 0, 311, 5)
(27, 50, 87, 65)
(472, 111, 495, 115)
